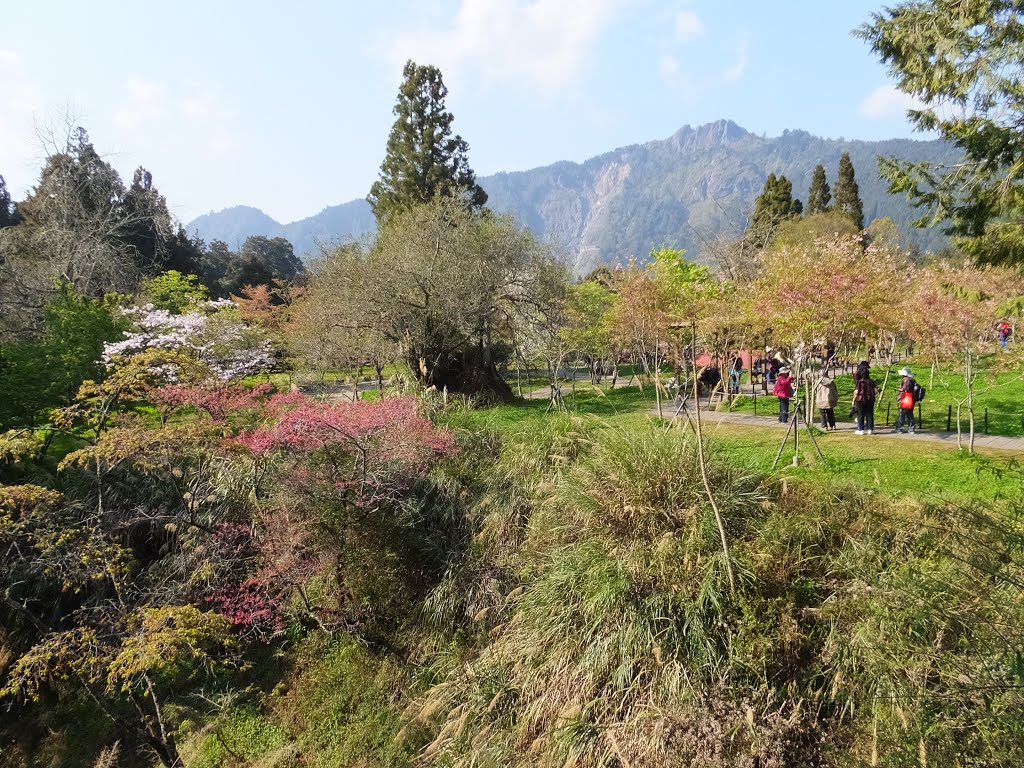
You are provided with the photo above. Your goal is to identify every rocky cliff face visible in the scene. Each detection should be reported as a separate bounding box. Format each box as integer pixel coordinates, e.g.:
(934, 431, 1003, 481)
(190, 121, 958, 274)
(483, 120, 956, 274)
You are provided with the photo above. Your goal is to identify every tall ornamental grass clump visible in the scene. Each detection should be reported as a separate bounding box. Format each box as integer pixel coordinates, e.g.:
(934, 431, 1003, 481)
(412, 426, 820, 767)
(410, 420, 1024, 767)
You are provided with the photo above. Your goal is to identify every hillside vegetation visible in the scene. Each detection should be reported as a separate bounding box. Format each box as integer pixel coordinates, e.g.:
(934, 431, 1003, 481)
(172, 405, 1024, 767)
(5, 10, 1024, 764)
(189, 121, 959, 271)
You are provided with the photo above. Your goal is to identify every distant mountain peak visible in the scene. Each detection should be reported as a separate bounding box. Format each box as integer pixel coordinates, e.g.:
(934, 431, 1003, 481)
(189, 121, 957, 273)
(667, 120, 750, 153)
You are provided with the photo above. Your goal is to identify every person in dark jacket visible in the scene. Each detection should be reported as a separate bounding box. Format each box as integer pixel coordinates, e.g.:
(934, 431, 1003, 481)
(853, 361, 876, 435)
(766, 347, 779, 384)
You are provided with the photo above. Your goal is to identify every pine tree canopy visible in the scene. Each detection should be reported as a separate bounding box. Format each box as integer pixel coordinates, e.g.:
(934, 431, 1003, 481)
(833, 152, 865, 230)
(368, 60, 488, 223)
(858, 0, 1024, 265)
(806, 164, 832, 214)
(747, 173, 803, 247)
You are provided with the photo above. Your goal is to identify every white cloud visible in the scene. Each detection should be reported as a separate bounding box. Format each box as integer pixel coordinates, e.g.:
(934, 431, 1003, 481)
(674, 10, 703, 42)
(657, 53, 702, 101)
(859, 84, 923, 119)
(386, 0, 624, 97)
(183, 85, 237, 157)
(112, 78, 238, 160)
(113, 77, 169, 137)
(659, 54, 680, 79)
(721, 35, 747, 82)
(658, 32, 746, 97)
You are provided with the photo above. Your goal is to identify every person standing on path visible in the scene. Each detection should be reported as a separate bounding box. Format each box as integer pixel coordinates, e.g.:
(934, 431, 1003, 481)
(729, 355, 743, 395)
(815, 371, 838, 431)
(853, 361, 876, 435)
(774, 366, 794, 423)
(893, 366, 918, 433)
(766, 347, 779, 384)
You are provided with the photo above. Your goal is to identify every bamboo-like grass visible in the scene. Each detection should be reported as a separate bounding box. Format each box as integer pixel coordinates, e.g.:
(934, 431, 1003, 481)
(410, 417, 1024, 767)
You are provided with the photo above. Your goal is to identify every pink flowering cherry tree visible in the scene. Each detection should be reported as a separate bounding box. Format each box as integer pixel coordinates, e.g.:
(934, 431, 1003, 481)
(232, 394, 456, 636)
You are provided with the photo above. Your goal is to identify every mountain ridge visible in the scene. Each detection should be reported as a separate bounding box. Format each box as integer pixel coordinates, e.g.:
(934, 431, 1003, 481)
(188, 120, 958, 273)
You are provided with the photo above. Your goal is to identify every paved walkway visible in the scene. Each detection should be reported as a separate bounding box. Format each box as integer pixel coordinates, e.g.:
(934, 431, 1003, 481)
(656, 398, 1024, 453)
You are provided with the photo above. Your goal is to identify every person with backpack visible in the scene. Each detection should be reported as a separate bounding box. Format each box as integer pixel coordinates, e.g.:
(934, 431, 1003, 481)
(815, 371, 839, 431)
(774, 366, 795, 423)
(998, 319, 1013, 350)
(852, 361, 876, 435)
(893, 366, 922, 434)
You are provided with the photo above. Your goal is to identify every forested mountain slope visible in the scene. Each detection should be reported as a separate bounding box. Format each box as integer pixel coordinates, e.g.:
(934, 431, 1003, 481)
(189, 120, 958, 273)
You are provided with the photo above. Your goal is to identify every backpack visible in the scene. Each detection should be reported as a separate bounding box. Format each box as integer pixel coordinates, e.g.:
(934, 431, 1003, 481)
(912, 381, 925, 403)
(856, 377, 876, 402)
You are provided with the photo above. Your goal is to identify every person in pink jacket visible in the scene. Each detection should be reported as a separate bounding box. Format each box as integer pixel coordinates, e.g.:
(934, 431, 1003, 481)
(773, 367, 794, 423)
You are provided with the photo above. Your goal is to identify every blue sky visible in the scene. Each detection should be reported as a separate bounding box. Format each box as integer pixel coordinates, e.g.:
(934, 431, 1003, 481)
(1, 0, 921, 224)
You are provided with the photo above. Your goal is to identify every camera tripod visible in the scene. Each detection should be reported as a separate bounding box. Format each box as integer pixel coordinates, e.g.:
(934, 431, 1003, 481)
(772, 399, 825, 468)
(546, 383, 567, 413)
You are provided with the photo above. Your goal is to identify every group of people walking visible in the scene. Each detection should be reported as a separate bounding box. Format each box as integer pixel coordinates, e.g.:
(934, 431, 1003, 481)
(759, 354, 924, 435)
(722, 342, 934, 435)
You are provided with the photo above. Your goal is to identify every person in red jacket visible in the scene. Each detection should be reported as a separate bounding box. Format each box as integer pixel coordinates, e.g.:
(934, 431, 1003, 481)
(998, 320, 1012, 350)
(774, 366, 794, 423)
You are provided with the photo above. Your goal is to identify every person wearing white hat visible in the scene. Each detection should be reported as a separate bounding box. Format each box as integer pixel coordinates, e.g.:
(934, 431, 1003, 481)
(894, 367, 917, 433)
(773, 366, 794, 423)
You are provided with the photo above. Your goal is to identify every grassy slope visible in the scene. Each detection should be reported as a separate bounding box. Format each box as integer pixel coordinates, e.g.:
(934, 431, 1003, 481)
(179, 379, 1023, 767)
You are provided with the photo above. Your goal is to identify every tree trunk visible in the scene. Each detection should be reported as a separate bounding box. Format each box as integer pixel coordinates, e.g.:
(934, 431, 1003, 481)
(654, 338, 663, 419)
(144, 732, 182, 768)
(966, 350, 976, 453)
(408, 347, 515, 403)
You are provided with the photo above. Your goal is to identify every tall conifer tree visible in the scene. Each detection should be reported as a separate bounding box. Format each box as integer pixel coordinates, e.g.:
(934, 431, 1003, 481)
(806, 164, 832, 214)
(747, 173, 802, 246)
(368, 61, 487, 223)
(833, 152, 865, 229)
(0, 175, 14, 228)
(858, 1, 1024, 265)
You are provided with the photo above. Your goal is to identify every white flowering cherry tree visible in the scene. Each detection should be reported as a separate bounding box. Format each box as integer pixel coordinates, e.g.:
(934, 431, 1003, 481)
(103, 299, 274, 382)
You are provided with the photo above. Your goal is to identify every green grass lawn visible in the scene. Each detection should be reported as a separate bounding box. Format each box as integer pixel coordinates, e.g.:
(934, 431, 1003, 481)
(451, 380, 1022, 503)
(245, 364, 414, 391)
(703, 420, 1021, 502)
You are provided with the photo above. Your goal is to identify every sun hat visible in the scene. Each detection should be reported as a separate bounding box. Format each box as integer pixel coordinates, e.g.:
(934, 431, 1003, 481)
(898, 366, 912, 376)
(779, 366, 791, 373)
